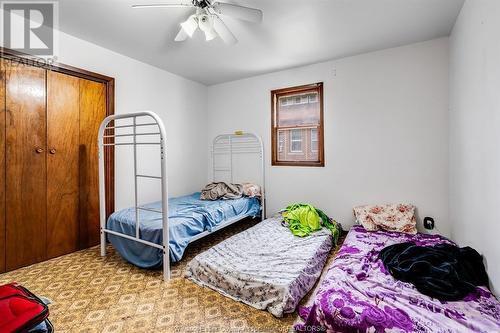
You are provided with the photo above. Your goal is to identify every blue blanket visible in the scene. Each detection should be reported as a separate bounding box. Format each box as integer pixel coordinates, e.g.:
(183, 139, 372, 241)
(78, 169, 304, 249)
(107, 192, 261, 268)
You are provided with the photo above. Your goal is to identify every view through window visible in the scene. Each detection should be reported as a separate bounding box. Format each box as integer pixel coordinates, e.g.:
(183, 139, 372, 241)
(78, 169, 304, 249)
(271, 83, 324, 166)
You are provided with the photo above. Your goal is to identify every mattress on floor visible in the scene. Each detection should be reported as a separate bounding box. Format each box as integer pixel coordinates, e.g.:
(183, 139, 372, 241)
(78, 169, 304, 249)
(295, 226, 500, 332)
(107, 192, 261, 268)
(185, 217, 333, 317)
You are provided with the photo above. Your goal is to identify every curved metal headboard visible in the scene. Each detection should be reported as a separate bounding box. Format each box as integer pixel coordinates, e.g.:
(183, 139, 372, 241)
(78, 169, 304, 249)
(212, 132, 266, 219)
(97, 111, 170, 280)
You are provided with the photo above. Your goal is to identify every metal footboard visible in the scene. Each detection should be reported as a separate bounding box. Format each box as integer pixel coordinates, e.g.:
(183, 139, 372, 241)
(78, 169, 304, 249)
(98, 111, 170, 281)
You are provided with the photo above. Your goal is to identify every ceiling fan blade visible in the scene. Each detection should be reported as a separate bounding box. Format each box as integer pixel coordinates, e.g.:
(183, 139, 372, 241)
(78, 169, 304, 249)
(212, 2, 262, 22)
(132, 3, 194, 9)
(213, 16, 237, 44)
(174, 26, 189, 41)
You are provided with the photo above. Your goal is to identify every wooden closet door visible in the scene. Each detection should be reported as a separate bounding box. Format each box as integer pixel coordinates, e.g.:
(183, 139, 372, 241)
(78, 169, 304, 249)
(79, 79, 106, 248)
(5, 62, 47, 270)
(46, 71, 80, 258)
(0, 60, 6, 273)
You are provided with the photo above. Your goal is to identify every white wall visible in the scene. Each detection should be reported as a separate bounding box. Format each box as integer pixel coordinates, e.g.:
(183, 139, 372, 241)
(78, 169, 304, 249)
(57, 32, 208, 209)
(449, 0, 500, 294)
(0, 8, 209, 209)
(207, 38, 450, 234)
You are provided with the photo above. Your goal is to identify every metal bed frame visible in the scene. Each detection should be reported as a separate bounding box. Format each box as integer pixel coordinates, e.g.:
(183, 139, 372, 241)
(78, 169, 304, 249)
(98, 111, 265, 281)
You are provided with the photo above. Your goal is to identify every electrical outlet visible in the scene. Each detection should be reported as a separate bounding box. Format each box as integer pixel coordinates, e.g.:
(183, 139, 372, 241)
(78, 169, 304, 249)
(423, 217, 435, 230)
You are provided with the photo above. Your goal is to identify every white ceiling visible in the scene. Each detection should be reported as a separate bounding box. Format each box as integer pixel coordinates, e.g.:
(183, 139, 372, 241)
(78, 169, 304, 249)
(59, 0, 464, 85)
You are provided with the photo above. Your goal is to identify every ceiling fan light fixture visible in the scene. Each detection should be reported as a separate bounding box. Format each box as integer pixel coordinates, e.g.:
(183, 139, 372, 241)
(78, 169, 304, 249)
(198, 14, 217, 41)
(180, 15, 198, 37)
(132, 1, 262, 45)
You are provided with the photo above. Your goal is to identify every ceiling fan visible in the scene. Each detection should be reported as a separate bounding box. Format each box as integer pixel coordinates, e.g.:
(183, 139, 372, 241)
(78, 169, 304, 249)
(132, 0, 263, 44)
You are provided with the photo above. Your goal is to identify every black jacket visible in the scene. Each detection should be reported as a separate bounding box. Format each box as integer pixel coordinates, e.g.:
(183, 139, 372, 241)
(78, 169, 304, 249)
(379, 242, 489, 301)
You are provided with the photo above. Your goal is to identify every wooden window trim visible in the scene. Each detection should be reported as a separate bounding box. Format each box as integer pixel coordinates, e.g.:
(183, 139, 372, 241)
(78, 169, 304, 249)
(271, 82, 325, 167)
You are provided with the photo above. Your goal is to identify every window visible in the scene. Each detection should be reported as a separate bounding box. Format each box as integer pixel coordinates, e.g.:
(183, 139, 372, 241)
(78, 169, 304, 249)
(271, 82, 324, 167)
(311, 128, 318, 152)
(290, 129, 303, 153)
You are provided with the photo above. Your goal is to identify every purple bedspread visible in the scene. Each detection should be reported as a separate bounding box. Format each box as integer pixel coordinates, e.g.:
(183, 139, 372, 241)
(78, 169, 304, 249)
(295, 226, 500, 332)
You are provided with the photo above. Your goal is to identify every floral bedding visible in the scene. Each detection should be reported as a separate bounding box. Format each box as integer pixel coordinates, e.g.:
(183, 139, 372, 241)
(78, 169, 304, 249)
(186, 217, 332, 317)
(295, 226, 500, 332)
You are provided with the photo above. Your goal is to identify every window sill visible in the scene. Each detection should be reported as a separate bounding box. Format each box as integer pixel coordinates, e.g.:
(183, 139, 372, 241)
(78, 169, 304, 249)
(272, 161, 325, 167)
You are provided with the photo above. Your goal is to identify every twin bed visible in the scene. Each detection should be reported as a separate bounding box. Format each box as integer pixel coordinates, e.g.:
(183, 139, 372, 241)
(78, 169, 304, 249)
(99, 112, 500, 331)
(98, 111, 267, 279)
(107, 193, 260, 267)
(295, 226, 500, 332)
(186, 217, 333, 317)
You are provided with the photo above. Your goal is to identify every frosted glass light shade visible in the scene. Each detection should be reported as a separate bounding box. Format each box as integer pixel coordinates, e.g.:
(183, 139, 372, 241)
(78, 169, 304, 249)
(180, 15, 198, 37)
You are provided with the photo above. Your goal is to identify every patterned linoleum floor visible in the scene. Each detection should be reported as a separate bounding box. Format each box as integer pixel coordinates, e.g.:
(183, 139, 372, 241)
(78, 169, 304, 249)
(0, 220, 344, 333)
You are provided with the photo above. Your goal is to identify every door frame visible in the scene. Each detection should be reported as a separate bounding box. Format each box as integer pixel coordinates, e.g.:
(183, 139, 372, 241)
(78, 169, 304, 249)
(0, 47, 115, 219)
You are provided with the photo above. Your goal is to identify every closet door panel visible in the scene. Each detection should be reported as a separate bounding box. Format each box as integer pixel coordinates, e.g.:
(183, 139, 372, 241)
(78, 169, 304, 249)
(46, 71, 80, 258)
(0, 60, 5, 273)
(5, 63, 47, 270)
(79, 79, 106, 248)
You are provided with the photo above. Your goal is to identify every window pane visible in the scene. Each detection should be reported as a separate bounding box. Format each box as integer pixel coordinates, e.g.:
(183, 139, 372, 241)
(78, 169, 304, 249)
(311, 128, 318, 152)
(291, 129, 302, 141)
(291, 141, 301, 152)
(290, 129, 302, 152)
(276, 128, 319, 162)
(278, 131, 285, 153)
(277, 91, 320, 127)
